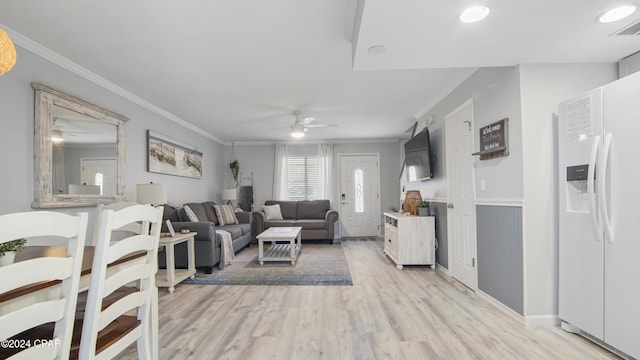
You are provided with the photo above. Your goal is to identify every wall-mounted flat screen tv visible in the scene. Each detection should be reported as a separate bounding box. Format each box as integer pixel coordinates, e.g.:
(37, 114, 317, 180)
(404, 128, 432, 182)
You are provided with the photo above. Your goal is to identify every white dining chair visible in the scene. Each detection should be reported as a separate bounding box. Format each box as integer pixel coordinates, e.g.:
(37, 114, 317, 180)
(92, 202, 144, 245)
(79, 204, 163, 359)
(0, 211, 88, 360)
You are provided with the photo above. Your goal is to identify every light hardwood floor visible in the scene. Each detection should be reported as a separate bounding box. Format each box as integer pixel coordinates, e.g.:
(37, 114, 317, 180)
(120, 239, 618, 360)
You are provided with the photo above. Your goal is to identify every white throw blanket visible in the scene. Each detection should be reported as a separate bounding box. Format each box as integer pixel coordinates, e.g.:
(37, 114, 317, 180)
(217, 230, 235, 269)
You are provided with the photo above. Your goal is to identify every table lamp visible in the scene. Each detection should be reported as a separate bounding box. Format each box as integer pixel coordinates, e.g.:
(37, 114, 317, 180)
(136, 182, 167, 206)
(222, 188, 237, 207)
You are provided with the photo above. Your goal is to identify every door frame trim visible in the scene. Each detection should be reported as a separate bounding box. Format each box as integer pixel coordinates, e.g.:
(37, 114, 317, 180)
(445, 98, 478, 289)
(337, 153, 381, 238)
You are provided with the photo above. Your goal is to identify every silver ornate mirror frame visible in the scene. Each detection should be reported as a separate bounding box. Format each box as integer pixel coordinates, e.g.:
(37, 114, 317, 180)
(32, 83, 128, 208)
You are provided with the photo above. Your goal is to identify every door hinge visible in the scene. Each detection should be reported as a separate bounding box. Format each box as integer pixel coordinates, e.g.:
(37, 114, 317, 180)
(472, 258, 476, 267)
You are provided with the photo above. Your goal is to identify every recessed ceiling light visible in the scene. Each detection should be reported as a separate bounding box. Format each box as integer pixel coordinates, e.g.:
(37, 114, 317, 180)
(597, 4, 637, 23)
(460, 6, 490, 23)
(368, 45, 387, 55)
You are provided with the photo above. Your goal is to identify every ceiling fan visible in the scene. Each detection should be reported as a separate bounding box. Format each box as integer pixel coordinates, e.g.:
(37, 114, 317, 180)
(290, 110, 336, 138)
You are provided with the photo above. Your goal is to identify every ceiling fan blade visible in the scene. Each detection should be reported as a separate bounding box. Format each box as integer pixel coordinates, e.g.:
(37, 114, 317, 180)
(303, 117, 316, 125)
(305, 123, 337, 128)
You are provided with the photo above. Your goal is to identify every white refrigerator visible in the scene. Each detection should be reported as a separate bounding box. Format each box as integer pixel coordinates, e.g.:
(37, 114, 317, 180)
(558, 71, 640, 359)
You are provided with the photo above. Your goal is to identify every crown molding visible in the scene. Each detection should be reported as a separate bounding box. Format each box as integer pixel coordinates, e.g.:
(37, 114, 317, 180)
(3, 25, 223, 144)
(224, 137, 401, 146)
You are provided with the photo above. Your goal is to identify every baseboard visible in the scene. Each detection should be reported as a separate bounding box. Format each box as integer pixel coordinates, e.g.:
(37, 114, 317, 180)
(435, 263, 448, 274)
(476, 289, 524, 324)
(524, 315, 560, 327)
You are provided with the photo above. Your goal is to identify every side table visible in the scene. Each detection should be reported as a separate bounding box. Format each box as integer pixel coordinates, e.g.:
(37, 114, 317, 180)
(157, 232, 197, 293)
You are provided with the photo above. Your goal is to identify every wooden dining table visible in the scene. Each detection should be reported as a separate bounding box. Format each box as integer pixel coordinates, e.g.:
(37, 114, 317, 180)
(0, 246, 159, 358)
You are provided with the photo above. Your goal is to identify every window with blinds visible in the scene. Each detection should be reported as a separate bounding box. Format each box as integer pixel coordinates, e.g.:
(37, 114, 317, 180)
(287, 155, 319, 200)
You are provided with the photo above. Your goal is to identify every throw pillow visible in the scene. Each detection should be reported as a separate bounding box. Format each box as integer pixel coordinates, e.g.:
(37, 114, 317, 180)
(214, 204, 239, 226)
(263, 204, 284, 221)
(183, 205, 200, 222)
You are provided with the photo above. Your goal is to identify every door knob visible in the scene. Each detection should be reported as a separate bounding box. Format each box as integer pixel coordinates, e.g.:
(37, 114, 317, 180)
(447, 203, 454, 209)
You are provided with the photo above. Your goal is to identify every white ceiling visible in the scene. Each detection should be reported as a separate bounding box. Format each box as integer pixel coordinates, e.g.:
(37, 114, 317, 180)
(2, 0, 639, 143)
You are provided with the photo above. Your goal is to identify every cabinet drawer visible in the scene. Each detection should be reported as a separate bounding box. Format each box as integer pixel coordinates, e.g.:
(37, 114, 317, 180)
(384, 229, 398, 258)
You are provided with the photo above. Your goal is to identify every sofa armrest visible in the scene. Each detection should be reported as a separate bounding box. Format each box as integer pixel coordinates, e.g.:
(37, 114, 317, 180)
(325, 209, 339, 239)
(236, 211, 251, 224)
(253, 211, 266, 235)
(325, 209, 339, 225)
(169, 221, 218, 246)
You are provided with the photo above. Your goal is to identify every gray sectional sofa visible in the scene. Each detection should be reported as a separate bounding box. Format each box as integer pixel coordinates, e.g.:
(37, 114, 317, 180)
(160, 201, 252, 273)
(253, 200, 338, 243)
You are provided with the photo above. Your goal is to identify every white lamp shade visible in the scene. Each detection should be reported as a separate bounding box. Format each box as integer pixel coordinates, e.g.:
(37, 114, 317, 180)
(136, 183, 167, 205)
(222, 188, 237, 201)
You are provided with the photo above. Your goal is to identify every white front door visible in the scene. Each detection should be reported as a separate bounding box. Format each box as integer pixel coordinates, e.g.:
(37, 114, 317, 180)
(445, 99, 477, 289)
(81, 158, 117, 196)
(339, 154, 380, 237)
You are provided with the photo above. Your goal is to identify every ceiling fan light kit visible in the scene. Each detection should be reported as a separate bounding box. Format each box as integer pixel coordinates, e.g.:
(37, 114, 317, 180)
(290, 124, 306, 138)
(51, 129, 64, 143)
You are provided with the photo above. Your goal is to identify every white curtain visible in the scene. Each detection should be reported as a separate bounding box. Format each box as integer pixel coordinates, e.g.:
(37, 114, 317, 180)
(272, 144, 288, 200)
(317, 143, 333, 200)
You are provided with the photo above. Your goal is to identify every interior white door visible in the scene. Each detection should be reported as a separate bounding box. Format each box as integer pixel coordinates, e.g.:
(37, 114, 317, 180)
(339, 154, 380, 237)
(81, 158, 117, 196)
(445, 100, 477, 289)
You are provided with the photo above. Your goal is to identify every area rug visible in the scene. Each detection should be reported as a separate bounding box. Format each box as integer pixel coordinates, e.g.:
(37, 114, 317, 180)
(182, 243, 353, 286)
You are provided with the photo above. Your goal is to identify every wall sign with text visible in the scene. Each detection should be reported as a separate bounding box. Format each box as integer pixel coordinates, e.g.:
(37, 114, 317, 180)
(472, 118, 509, 160)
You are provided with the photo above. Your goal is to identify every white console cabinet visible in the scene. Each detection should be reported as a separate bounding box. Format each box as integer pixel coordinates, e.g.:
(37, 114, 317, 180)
(383, 212, 435, 269)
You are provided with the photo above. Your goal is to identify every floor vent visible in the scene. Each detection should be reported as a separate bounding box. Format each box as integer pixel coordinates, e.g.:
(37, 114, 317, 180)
(613, 19, 640, 36)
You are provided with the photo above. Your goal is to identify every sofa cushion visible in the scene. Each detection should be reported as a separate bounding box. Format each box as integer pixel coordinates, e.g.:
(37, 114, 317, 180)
(264, 220, 297, 228)
(263, 204, 283, 221)
(201, 201, 219, 225)
(183, 205, 200, 222)
(265, 201, 297, 219)
(220, 223, 251, 236)
(162, 205, 179, 222)
(237, 223, 251, 235)
(214, 204, 239, 225)
(184, 203, 207, 222)
(297, 200, 330, 219)
(294, 219, 327, 230)
(217, 224, 243, 239)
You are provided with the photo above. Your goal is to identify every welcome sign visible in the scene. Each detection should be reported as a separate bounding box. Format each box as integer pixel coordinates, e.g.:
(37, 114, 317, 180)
(473, 118, 509, 160)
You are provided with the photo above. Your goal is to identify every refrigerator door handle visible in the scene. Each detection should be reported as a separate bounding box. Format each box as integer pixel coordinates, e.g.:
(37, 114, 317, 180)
(588, 135, 601, 238)
(600, 133, 614, 243)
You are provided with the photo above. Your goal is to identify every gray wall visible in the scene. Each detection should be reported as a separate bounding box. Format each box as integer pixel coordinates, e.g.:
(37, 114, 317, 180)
(476, 205, 523, 315)
(0, 45, 224, 236)
(402, 66, 523, 200)
(430, 201, 448, 268)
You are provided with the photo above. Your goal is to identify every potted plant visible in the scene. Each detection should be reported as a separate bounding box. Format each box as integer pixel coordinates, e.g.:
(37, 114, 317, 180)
(0, 238, 27, 266)
(229, 160, 240, 187)
(417, 200, 431, 216)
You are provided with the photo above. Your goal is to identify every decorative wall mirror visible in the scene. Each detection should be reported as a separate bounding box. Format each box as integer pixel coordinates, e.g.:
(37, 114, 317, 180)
(32, 83, 128, 208)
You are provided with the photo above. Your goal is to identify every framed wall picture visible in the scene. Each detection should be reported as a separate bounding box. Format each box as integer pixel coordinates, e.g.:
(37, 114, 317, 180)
(147, 130, 203, 178)
(165, 220, 176, 237)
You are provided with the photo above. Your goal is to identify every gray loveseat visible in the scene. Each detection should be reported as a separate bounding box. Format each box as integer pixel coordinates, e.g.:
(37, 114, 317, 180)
(160, 201, 252, 273)
(253, 200, 338, 243)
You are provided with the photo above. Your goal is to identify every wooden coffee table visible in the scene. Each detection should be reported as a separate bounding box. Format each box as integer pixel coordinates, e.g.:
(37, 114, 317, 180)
(256, 227, 302, 265)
